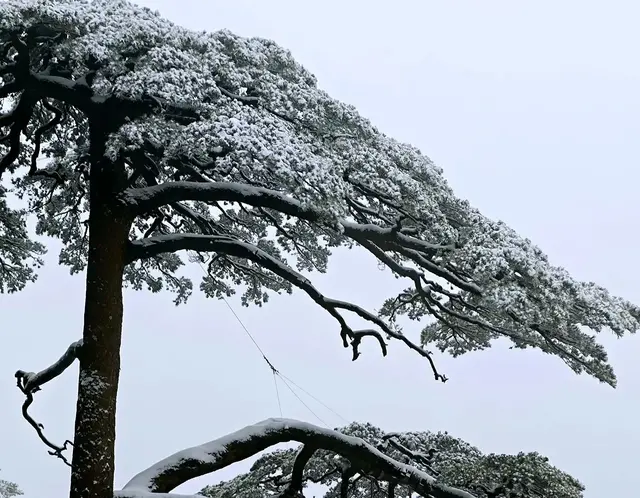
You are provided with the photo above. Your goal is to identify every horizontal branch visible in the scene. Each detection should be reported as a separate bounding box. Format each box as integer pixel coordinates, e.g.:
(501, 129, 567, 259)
(26, 72, 94, 112)
(120, 181, 320, 224)
(119, 181, 479, 294)
(25, 73, 200, 127)
(119, 182, 452, 254)
(127, 232, 446, 378)
(121, 418, 476, 498)
(3, 66, 198, 131)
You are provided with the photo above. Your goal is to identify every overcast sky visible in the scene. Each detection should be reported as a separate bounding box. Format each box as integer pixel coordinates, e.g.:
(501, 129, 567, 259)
(2, 1, 639, 497)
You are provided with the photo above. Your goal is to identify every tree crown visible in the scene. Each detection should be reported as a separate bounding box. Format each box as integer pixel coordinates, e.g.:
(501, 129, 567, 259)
(1, 0, 638, 385)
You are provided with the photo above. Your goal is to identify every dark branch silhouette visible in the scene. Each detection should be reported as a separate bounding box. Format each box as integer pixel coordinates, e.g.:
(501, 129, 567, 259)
(14, 340, 82, 466)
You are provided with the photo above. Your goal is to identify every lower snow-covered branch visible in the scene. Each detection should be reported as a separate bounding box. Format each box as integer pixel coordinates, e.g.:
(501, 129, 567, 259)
(122, 418, 476, 498)
(127, 234, 443, 376)
(14, 339, 83, 466)
(128, 233, 445, 379)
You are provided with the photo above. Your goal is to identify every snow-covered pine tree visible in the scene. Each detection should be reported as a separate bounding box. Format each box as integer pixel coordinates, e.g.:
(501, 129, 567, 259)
(1, 1, 638, 498)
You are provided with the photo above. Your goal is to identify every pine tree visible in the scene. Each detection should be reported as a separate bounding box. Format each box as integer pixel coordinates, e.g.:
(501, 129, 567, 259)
(2, 2, 638, 497)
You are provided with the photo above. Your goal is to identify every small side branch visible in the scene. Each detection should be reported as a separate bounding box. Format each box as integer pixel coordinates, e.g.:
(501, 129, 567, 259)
(15, 339, 83, 466)
(382, 433, 438, 476)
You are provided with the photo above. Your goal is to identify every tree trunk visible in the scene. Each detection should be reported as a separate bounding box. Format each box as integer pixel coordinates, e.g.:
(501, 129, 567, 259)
(69, 124, 131, 498)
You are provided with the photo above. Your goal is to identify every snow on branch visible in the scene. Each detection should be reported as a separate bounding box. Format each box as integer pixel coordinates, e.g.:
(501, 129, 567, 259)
(14, 339, 83, 466)
(121, 418, 476, 498)
(118, 182, 479, 293)
(126, 234, 445, 378)
(120, 181, 455, 257)
(15, 339, 83, 392)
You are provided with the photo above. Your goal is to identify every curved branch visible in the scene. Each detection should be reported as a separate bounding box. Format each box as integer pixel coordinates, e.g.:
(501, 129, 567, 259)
(15, 339, 83, 392)
(126, 234, 390, 361)
(128, 233, 445, 377)
(29, 99, 64, 175)
(14, 339, 82, 466)
(121, 418, 476, 498)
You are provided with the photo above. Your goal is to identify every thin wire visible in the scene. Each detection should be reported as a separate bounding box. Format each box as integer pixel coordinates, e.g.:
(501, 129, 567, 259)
(197, 260, 347, 425)
(220, 295, 269, 358)
(278, 373, 329, 427)
(272, 371, 283, 417)
(278, 372, 349, 424)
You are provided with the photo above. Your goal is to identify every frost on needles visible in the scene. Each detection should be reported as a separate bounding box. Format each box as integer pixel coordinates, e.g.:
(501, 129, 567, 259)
(1, 0, 637, 386)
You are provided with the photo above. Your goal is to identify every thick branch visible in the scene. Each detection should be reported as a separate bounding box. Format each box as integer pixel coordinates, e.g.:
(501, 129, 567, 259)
(340, 468, 357, 498)
(119, 181, 467, 282)
(127, 234, 389, 360)
(121, 418, 476, 498)
(128, 233, 446, 377)
(120, 181, 321, 223)
(22, 72, 201, 128)
(26, 72, 94, 112)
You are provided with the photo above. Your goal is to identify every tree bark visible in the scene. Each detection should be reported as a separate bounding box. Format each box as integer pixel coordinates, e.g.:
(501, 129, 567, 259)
(69, 123, 131, 498)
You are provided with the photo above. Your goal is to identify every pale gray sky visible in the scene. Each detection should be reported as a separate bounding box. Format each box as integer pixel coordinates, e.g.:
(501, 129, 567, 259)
(2, 1, 639, 497)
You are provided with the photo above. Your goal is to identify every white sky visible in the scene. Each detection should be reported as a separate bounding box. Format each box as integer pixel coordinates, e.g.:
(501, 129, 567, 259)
(2, 1, 639, 497)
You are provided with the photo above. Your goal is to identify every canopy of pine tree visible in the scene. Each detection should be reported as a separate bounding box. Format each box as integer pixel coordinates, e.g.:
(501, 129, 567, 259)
(2, 0, 638, 386)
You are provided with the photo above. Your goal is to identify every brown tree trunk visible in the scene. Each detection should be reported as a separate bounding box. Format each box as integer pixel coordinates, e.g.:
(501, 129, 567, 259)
(69, 124, 131, 498)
